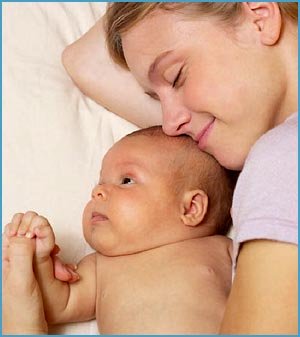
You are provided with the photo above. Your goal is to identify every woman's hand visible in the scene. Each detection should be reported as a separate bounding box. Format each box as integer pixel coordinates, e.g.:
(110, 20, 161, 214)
(5, 212, 80, 284)
(2, 212, 79, 334)
(2, 234, 48, 334)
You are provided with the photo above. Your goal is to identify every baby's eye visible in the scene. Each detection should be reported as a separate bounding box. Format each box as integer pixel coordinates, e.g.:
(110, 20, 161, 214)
(121, 177, 135, 185)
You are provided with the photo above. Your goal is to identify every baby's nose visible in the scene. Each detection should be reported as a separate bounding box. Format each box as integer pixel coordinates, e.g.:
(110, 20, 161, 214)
(91, 185, 107, 201)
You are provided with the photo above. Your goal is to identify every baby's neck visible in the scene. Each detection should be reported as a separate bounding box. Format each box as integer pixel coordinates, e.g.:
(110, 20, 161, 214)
(98, 236, 213, 258)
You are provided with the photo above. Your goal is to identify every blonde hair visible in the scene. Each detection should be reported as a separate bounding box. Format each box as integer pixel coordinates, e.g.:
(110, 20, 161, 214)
(126, 126, 237, 235)
(105, 2, 298, 69)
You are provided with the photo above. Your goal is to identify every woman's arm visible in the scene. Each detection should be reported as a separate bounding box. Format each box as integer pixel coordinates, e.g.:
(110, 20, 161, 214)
(3, 236, 48, 335)
(62, 17, 162, 128)
(220, 240, 298, 334)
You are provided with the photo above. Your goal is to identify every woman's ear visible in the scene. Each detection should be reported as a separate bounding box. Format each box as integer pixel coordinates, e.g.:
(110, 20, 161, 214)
(243, 2, 282, 45)
(180, 190, 208, 227)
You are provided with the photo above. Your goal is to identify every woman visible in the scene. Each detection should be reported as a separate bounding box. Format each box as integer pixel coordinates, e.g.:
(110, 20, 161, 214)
(65, 2, 298, 334)
(4, 2, 297, 334)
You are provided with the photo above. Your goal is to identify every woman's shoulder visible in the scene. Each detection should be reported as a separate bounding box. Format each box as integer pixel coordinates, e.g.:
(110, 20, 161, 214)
(233, 111, 297, 219)
(231, 113, 298, 259)
(244, 112, 297, 172)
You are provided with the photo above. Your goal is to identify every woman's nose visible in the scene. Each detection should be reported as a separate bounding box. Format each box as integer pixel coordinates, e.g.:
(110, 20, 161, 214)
(91, 184, 107, 201)
(161, 100, 191, 136)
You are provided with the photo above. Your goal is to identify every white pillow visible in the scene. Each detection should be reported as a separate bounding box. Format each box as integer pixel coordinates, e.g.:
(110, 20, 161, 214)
(3, 2, 137, 334)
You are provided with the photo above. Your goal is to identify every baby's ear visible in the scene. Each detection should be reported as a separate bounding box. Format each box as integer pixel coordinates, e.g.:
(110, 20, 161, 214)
(180, 190, 208, 227)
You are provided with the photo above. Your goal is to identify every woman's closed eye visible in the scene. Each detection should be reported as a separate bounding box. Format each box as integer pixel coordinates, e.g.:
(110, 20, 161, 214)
(163, 62, 184, 88)
(172, 67, 183, 88)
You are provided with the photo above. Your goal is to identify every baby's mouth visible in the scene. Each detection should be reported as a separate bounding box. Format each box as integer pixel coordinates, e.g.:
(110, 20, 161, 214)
(91, 212, 109, 223)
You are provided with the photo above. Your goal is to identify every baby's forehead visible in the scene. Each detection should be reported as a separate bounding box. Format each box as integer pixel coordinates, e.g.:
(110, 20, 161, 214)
(101, 135, 184, 170)
(107, 134, 166, 155)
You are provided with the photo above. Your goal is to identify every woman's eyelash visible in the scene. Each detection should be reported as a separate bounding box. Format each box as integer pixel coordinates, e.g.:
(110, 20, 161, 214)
(172, 67, 183, 88)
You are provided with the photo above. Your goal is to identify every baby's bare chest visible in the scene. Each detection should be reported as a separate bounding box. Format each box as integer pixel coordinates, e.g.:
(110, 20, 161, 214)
(95, 241, 231, 334)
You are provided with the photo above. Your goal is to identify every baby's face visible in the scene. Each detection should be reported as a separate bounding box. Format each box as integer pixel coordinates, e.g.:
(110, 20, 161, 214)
(82, 136, 184, 256)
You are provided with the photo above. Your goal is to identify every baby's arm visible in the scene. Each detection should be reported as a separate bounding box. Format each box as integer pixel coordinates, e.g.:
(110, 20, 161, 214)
(5, 212, 97, 325)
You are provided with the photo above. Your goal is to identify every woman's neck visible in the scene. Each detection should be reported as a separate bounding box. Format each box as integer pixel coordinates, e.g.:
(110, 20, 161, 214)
(275, 22, 298, 125)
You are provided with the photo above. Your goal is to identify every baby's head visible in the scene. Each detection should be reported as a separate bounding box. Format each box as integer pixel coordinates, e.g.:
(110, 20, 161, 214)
(83, 126, 234, 256)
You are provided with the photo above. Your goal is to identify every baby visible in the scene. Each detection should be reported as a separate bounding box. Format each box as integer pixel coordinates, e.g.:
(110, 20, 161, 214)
(5, 126, 234, 334)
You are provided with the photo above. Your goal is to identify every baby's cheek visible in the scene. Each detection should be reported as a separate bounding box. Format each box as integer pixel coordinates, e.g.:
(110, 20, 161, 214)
(82, 201, 92, 223)
(82, 208, 91, 235)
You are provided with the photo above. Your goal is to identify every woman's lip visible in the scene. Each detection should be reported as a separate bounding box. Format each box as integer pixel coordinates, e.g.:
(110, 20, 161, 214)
(196, 118, 215, 150)
(91, 212, 108, 223)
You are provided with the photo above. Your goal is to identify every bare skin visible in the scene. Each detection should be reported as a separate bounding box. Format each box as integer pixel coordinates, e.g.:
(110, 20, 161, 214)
(5, 225, 232, 334)
(62, 3, 298, 333)
(96, 236, 232, 334)
(62, 18, 162, 128)
(4, 134, 233, 334)
(2, 235, 48, 335)
(221, 240, 298, 334)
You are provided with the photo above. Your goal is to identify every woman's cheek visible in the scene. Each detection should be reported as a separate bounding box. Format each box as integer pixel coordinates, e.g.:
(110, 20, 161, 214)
(183, 79, 205, 112)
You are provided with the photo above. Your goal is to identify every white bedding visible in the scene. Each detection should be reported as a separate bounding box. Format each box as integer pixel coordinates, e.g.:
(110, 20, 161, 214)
(3, 2, 137, 334)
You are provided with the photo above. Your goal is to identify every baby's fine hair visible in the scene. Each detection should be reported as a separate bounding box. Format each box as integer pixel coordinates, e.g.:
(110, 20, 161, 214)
(126, 126, 237, 235)
(105, 2, 298, 69)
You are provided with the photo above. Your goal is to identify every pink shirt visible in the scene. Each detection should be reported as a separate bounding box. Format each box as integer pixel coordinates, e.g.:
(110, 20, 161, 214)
(232, 112, 298, 269)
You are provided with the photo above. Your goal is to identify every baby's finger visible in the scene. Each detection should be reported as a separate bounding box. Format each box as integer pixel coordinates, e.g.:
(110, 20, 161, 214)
(25, 214, 49, 239)
(51, 244, 61, 256)
(33, 221, 53, 238)
(18, 211, 37, 236)
(67, 268, 80, 283)
(6, 213, 24, 236)
(65, 263, 78, 272)
(33, 223, 55, 260)
(30, 216, 51, 236)
(53, 256, 71, 281)
(53, 256, 79, 283)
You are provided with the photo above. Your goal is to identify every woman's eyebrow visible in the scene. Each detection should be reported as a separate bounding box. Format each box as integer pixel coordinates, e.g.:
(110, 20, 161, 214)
(148, 50, 173, 80)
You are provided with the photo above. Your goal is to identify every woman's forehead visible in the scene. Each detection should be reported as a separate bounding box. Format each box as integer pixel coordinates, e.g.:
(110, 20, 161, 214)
(122, 10, 203, 52)
(121, 11, 202, 85)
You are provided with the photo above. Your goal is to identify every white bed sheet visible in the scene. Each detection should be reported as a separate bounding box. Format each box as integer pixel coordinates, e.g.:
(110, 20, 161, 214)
(3, 2, 137, 334)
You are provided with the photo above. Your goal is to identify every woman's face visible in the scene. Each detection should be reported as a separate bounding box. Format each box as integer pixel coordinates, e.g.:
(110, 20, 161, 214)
(122, 8, 287, 170)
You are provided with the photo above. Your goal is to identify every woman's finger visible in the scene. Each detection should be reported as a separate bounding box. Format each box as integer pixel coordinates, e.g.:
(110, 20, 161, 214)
(18, 211, 37, 236)
(6, 213, 24, 236)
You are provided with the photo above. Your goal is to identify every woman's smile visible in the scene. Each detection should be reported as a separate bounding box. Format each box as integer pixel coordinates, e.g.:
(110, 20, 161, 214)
(196, 118, 215, 151)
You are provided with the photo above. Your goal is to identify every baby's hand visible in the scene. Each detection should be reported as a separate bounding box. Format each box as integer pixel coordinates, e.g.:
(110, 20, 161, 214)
(5, 212, 55, 263)
(5, 212, 79, 282)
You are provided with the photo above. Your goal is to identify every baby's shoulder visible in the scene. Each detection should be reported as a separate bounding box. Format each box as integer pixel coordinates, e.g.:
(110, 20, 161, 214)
(203, 234, 232, 244)
(197, 235, 232, 251)
(191, 236, 233, 265)
(173, 237, 232, 287)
